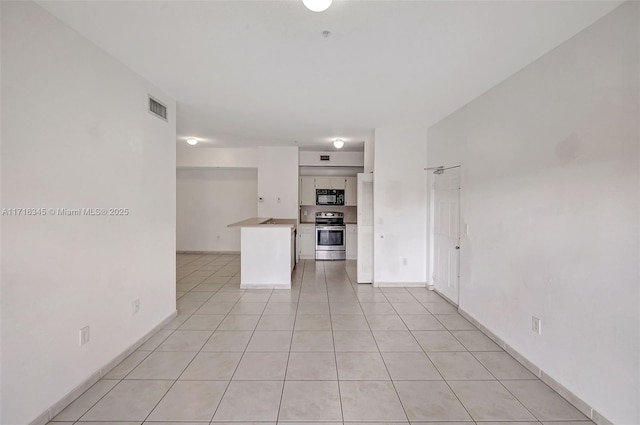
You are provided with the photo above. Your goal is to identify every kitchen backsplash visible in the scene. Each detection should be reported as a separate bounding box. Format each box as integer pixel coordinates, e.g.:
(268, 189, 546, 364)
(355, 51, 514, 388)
(300, 205, 357, 223)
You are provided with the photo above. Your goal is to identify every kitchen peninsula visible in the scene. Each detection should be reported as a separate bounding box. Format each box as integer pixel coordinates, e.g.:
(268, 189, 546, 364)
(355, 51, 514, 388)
(228, 217, 297, 289)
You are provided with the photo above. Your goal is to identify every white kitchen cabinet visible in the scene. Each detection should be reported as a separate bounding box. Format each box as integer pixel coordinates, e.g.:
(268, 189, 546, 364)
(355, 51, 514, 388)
(314, 176, 346, 190)
(313, 177, 331, 190)
(298, 224, 316, 259)
(330, 177, 347, 190)
(299, 175, 356, 205)
(299, 177, 316, 206)
(345, 177, 357, 206)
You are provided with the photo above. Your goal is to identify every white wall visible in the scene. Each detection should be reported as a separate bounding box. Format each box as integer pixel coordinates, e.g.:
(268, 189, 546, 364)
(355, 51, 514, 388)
(176, 168, 257, 252)
(364, 131, 375, 173)
(299, 151, 364, 167)
(1, 2, 177, 424)
(299, 166, 363, 177)
(373, 127, 428, 285)
(177, 146, 257, 168)
(427, 3, 639, 423)
(257, 147, 299, 219)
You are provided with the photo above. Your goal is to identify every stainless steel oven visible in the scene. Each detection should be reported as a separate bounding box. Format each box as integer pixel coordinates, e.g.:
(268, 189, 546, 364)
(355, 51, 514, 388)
(315, 212, 346, 260)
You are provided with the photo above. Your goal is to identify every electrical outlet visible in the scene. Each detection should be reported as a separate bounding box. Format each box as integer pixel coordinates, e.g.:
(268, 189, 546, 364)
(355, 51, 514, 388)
(532, 317, 542, 335)
(80, 326, 90, 346)
(132, 299, 140, 315)
(402, 258, 408, 266)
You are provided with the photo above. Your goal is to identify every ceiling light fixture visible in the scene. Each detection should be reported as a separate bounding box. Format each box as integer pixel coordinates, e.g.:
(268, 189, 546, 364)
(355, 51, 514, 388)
(303, 0, 332, 13)
(186, 138, 198, 146)
(333, 139, 344, 149)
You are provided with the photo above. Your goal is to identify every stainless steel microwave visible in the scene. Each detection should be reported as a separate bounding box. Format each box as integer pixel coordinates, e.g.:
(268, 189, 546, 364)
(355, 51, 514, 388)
(316, 189, 345, 206)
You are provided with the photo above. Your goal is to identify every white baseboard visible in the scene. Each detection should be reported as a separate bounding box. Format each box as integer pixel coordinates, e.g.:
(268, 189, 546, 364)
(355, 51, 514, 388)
(373, 281, 427, 288)
(432, 287, 458, 306)
(240, 283, 291, 289)
(176, 250, 240, 255)
(457, 308, 613, 425)
(30, 310, 178, 425)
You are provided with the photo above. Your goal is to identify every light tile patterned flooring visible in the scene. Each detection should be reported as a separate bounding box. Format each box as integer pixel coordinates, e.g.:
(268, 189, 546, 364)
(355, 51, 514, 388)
(51, 253, 594, 425)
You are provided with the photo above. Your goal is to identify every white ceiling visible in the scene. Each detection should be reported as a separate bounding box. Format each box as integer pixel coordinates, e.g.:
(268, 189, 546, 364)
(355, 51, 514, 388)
(39, 0, 620, 152)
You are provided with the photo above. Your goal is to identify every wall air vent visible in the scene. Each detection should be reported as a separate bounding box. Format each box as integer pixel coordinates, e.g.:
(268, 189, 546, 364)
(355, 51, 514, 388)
(149, 96, 167, 121)
(320, 155, 331, 161)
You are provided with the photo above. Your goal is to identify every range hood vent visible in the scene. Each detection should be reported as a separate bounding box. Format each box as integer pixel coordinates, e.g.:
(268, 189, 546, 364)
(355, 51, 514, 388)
(149, 96, 167, 121)
(320, 155, 331, 162)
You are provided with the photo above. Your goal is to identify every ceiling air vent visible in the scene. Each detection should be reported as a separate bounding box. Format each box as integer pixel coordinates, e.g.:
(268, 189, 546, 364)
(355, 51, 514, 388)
(320, 155, 331, 162)
(149, 96, 167, 121)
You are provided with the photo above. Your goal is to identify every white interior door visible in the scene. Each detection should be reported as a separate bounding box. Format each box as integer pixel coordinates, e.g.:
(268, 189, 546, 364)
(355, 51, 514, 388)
(432, 169, 460, 304)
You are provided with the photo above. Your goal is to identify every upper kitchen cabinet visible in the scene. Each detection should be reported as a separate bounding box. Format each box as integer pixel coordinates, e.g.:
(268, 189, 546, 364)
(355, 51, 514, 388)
(329, 177, 346, 190)
(299, 175, 357, 206)
(299, 176, 316, 206)
(314, 177, 346, 190)
(313, 176, 330, 190)
(345, 177, 357, 206)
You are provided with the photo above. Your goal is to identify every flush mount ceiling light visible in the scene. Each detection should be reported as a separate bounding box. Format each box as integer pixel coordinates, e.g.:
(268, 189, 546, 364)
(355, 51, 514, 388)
(333, 139, 344, 149)
(186, 138, 198, 146)
(303, 0, 332, 12)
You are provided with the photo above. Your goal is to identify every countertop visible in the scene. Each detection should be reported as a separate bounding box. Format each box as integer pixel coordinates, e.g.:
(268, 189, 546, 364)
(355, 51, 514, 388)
(228, 217, 297, 229)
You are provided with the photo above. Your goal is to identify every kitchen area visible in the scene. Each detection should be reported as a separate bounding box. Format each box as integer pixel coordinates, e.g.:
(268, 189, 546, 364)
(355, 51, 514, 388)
(176, 147, 370, 288)
(297, 176, 358, 261)
(226, 174, 358, 289)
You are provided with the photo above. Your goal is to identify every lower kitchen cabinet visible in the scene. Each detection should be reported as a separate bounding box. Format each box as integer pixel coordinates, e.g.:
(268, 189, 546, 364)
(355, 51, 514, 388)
(346, 224, 357, 260)
(298, 224, 316, 259)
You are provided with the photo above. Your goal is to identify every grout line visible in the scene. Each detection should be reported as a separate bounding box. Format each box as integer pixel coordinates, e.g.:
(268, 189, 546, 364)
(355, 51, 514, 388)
(141, 256, 244, 424)
(354, 276, 410, 423)
(383, 288, 477, 422)
(274, 259, 305, 422)
(207, 278, 268, 422)
(324, 261, 345, 423)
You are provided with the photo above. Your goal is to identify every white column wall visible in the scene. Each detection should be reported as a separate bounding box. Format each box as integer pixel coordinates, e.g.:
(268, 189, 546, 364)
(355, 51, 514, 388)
(364, 131, 375, 174)
(257, 147, 299, 219)
(373, 127, 428, 286)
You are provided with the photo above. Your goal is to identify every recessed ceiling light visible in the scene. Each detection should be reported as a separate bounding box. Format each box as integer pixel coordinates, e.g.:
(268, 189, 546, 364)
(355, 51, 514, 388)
(333, 139, 344, 149)
(303, 0, 332, 13)
(186, 138, 198, 146)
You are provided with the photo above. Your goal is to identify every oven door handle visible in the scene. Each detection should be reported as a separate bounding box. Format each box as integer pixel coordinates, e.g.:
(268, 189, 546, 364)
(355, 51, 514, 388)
(315, 226, 346, 230)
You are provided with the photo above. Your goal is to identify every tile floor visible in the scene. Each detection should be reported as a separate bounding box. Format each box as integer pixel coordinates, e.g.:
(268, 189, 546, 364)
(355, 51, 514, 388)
(50, 253, 594, 425)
